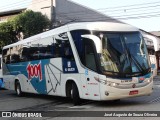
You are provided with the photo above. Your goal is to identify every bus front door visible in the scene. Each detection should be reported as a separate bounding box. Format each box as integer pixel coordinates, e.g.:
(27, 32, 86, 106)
(83, 38, 100, 100)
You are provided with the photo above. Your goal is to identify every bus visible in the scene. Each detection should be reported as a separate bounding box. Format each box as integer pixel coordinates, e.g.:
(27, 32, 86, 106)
(143, 33, 160, 77)
(2, 22, 153, 105)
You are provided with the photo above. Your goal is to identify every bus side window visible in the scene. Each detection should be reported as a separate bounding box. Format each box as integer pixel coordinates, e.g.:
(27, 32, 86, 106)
(70, 30, 91, 65)
(63, 42, 74, 60)
(2, 48, 10, 64)
(10, 54, 20, 63)
(21, 47, 30, 62)
(10, 46, 21, 63)
(54, 32, 74, 60)
(83, 38, 97, 71)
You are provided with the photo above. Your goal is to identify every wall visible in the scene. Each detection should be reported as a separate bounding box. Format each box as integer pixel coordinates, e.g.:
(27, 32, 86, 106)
(27, 0, 122, 25)
(27, 0, 55, 20)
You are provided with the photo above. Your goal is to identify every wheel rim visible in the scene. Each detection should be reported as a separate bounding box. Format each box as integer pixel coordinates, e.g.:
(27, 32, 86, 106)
(16, 84, 20, 95)
(71, 89, 73, 99)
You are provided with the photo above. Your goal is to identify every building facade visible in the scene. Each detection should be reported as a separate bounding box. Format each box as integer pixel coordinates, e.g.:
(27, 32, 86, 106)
(0, 8, 26, 23)
(27, 0, 121, 26)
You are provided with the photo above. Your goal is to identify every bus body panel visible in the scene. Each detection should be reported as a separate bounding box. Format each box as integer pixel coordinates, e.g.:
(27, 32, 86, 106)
(83, 70, 101, 100)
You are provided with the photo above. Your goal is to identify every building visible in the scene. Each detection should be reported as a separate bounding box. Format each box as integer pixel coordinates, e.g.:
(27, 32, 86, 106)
(142, 30, 160, 73)
(28, 0, 122, 27)
(0, 8, 26, 23)
(150, 31, 160, 38)
(0, 0, 122, 27)
(27, 0, 53, 21)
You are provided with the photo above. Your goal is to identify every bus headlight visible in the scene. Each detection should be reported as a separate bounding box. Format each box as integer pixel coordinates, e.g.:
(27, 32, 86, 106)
(107, 81, 119, 87)
(94, 77, 107, 85)
(145, 78, 152, 83)
(111, 83, 116, 87)
(94, 77, 119, 86)
(147, 79, 152, 83)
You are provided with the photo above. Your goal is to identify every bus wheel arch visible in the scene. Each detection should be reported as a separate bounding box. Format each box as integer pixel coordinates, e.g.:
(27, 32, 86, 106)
(15, 79, 23, 96)
(65, 80, 81, 105)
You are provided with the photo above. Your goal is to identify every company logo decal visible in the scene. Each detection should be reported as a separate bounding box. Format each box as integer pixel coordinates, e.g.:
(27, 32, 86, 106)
(27, 62, 42, 81)
(64, 61, 76, 72)
(132, 84, 136, 88)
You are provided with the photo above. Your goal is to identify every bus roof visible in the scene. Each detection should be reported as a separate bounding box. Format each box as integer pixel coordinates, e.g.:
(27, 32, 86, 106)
(3, 22, 139, 49)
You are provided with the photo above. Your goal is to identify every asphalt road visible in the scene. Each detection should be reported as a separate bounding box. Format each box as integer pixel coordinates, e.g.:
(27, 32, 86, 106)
(0, 76, 160, 120)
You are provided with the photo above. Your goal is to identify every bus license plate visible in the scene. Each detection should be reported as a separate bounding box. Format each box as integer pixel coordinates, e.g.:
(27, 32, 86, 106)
(129, 90, 138, 95)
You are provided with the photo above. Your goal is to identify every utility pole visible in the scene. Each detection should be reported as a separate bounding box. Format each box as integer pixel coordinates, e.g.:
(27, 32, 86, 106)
(51, 0, 56, 29)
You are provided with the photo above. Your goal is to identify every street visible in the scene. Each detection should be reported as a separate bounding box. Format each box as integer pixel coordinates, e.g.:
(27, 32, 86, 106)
(0, 76, 160, 120)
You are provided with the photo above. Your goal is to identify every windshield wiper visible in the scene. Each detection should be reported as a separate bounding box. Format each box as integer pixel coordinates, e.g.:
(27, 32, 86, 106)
(122, 38, 145, 73)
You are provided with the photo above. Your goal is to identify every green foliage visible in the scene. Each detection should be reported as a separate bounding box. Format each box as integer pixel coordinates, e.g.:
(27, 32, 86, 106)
(0, 10, 51, 52)
(14, 10, 50, 38)
(0, 21, 17, 53)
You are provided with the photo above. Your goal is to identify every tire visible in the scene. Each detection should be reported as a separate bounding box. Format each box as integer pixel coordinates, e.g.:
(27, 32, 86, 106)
(15, 81, 23, 96)
(71, 82, 81, 105)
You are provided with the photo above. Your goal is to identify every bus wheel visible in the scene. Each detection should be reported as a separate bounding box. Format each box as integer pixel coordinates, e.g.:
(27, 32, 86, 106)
(71, 82, 81, 105)
(15, 81, 23, 96)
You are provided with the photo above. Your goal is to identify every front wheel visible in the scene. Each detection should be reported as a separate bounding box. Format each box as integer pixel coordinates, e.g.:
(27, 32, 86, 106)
(71, 82, 81, 105)
(15, 81, 23, 96)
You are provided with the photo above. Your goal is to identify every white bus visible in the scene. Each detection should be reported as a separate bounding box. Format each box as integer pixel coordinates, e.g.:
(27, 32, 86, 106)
(2, 22, 153, 105)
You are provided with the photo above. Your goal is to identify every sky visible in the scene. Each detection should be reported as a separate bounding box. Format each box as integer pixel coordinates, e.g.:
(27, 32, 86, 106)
(0, 0, 160, 32)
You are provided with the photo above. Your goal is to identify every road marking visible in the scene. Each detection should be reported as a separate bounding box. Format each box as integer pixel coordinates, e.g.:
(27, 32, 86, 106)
(149, 97, 160, 103)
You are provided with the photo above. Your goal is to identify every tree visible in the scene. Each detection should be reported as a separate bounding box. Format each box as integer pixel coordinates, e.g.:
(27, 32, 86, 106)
(0, 10, 51, 52)
(0, 21, 17, 52)
(13, 10, 51, 39)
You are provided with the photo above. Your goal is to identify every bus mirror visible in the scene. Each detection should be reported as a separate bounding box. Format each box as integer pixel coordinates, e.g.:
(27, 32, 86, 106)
(81, 35, 102, 53)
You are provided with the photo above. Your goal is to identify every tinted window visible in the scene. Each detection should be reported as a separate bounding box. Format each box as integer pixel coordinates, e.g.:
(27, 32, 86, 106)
(70, 30, 91, 63)
(3, 32, 75, 63)
(10, 46, 21, 63)
(83, 38, 97, 71)
(2, 48, 10, 64)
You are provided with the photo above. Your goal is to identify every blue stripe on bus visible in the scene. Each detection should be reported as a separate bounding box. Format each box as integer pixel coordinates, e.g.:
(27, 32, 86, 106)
(5, 58, 78, 94)
(6, 59, 50, 94)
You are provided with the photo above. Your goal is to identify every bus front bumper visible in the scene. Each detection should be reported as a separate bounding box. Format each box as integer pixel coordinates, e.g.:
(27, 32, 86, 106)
(100, 81, 153, 100)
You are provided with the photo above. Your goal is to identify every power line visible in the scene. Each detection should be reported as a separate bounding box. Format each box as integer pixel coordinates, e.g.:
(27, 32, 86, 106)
(107, 11, 160, 18)
(57, 8, 160, 19)
(58, 4, 160, 17)
(69, 13, 160, 21)
(102, 6, 160, 16)
(1, 0, 160, 21)
(67, 0, 160, 16)
(96, 0, 160, 10)
(56, 9, 160, 21)
(1, 0, 160, 15)
(100, 4, 160, 13)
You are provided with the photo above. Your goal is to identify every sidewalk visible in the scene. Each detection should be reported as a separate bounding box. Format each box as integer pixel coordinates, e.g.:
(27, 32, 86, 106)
(153, 74, 160, 88)
(154, 75, 160, 80)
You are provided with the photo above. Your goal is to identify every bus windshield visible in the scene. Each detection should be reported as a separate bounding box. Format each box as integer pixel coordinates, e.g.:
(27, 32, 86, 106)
(96, 32, 151, 77)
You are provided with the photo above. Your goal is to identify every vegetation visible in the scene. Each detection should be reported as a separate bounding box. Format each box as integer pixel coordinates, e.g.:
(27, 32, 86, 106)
(0, 21, 17, 53)
(0, 10, 51, 53)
